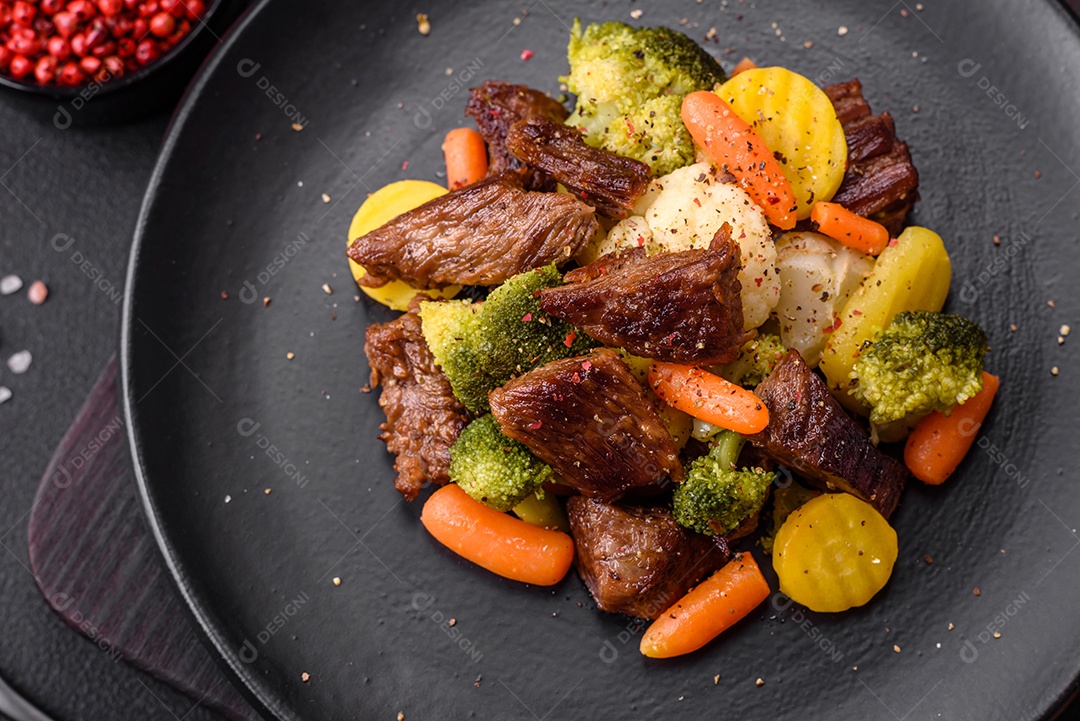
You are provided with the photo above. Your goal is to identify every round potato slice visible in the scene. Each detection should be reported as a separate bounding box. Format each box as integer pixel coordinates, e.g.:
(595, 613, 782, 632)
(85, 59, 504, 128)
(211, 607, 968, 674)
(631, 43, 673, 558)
(347, 179, 460, 311)
(717, 67, 848, 220)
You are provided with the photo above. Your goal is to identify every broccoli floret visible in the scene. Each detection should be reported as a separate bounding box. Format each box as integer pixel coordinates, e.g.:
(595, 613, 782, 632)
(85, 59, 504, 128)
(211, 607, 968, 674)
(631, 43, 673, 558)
(851, 310, 989, 424)
(449, 415, 553, 511)
(563, 20, 726, 176)
(714, 334, 787, 388)
(419, 265, 595, 412)
(673, 431, 775, 536)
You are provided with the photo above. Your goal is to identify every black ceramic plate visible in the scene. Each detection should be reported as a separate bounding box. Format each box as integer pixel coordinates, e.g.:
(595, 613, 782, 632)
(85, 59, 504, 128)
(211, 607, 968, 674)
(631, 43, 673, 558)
(121, 1, 1080, 719)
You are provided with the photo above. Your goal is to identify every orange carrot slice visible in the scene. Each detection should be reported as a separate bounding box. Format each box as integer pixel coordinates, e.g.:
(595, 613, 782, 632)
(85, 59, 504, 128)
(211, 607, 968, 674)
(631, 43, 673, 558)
(640, 553, 770, 658)
(730, 56, 759, 76)
(811, 201, 891, 255)
(420, 484, 574, 585)
(442, 128, 488, 190)
(904, 372, 1000, 485)
(648, 361, 769, 435)
(680, 90, 797, 229)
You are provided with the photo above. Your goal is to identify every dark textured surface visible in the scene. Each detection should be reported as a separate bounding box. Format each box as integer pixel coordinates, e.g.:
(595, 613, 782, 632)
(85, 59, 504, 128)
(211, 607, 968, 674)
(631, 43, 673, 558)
(26, 357, 261, 721)
(0, 90, 228, 721)
(121, 2, 1080, 721)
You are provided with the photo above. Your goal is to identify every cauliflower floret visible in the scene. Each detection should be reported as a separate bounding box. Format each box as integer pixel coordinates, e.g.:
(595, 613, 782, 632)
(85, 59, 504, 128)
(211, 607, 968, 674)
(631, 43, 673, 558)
(580, 162, 780, 330)
(772, 232, 875, 367)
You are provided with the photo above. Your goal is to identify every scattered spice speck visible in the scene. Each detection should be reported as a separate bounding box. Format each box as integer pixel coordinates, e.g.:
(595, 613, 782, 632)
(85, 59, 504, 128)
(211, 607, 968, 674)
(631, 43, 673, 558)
(993, 234, 1001, 246)
(1061, 324, 1071, 337)
(520, 48, 534, 61)
(948, 623, 955, 631)
(755, 678, 765, 687)
(397, 713, 405, 721)
(474, 675, 483, 688)
(333, 577, 342, 586)
(923, 554, 934, 565)
(264, 488, 272, 495)
(287, 352, 295, 360)
(1051, 366, 1059, 376)
(301, 672, 311, 683)
(837, 25, 848, 36)
(263, 297, 272, 308)
(291, 122, 304, 132)
(630, 8, 643, 19)
(1048, 300, 1055, 308)
(1035, 170, 1041, 179)
(416, 13, 430, 35)
(322, 283, 334, 295)
(973, 587, 981, 596)
(0, 275, 23, 295)
(220, 290, 229, 300)
(322, 193, 331, 203)
(993, 632, 1002, 639)
(893, 644, 901, 653)
(7, 350, 32, 374)
(27, 280, 48, 305)
(803, 40, 813, 49)
(713, 674, 720, 684)
(448, 618, 456, 627)
(1010, 324, 1018, 333)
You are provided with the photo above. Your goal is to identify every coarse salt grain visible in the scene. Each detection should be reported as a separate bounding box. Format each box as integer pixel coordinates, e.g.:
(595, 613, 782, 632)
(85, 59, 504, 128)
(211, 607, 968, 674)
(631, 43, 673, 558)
(0, 386, 11, 404)
(7, 350, 32, 374)
(0, 275, 22, 295)
(630, 8, 643, 19)
(837, 25, 848, 36)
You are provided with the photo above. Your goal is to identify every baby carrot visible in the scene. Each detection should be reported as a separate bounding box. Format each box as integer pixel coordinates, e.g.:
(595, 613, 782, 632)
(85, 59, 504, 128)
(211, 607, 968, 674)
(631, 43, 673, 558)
(680, 90, 797, 229)
(904, 372, 1000, 485)
(420, 484, 574, 585)
(442, 128, 488, 190)
(640, 552, 770, 658)
(811, 201, 891, 255)
(648, 361, 769, 435)
(730, 56, 758, 76)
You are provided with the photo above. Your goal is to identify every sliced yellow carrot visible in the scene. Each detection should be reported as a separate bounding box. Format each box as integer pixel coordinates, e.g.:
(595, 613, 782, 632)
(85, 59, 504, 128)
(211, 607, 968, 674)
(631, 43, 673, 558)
(421, 484, 574, 586)
(647, 361, 769, 435)
(640, 553, 770, 658)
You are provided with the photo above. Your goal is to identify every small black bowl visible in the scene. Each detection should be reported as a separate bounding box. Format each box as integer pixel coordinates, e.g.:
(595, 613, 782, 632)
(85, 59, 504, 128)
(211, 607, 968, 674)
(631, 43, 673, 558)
(0, 0, 248, 126)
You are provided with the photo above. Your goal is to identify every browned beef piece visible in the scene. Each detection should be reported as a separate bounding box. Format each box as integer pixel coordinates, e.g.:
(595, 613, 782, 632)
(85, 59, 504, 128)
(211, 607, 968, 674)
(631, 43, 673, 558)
(539, 224, 751, 365)
(747, 350, 908, 518)
(567, 497, 727, 619)
(364, 299, 470, 500)
(505, 116, 650, 219)
(824, 79, 919, 236)
(488, 348, 683, 500)
(465, 80, 570, 190)
(347, 172, 598, 289)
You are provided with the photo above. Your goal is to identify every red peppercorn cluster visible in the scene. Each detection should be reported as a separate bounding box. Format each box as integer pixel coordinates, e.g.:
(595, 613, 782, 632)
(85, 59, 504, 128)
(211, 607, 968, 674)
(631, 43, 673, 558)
(0, 0, 207, 87)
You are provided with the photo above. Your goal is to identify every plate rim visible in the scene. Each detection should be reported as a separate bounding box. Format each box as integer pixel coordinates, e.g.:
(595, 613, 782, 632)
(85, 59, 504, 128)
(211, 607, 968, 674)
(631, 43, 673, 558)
(119, 0, 289, 718)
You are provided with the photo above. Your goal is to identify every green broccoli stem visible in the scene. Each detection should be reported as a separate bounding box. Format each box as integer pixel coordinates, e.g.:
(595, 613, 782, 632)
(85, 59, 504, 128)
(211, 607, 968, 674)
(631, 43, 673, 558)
(713, 430, 746, 470)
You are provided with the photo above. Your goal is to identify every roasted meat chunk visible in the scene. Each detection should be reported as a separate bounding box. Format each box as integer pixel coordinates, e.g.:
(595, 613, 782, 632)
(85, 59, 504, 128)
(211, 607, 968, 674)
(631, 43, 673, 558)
(347, 172, 598, 289)
(465, 80, 570, 189)
(824, 79, 919, 236)
(747, 350, 908, 518)
(505, 115, 651, 218)
(539, 224, 751, 365)
(364, 300, 470, 501)
(488, 348, 683, 500)
(567, 497, 727, 619)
